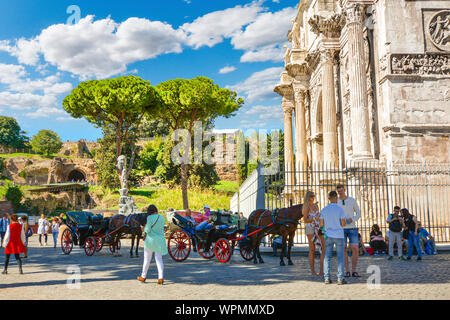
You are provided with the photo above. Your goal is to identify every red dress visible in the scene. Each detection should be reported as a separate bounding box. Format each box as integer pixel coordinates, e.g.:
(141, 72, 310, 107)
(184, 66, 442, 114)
(5, 223, 25, 254)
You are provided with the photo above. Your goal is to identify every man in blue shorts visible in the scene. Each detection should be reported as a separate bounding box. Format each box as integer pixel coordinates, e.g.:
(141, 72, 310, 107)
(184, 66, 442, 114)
(337, 184, 362, 278)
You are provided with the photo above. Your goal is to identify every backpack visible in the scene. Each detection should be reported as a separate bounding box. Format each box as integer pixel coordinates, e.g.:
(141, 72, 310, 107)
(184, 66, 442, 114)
(389, 219, 402, 233)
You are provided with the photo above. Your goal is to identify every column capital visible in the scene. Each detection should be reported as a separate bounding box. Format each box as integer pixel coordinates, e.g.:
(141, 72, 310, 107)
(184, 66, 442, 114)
(309, 13, 345, 38)
(281, 97, 295, 114)
(292, 81, 307, 101)
(344, 2, 364, 25)
(320, 48, 338, 65)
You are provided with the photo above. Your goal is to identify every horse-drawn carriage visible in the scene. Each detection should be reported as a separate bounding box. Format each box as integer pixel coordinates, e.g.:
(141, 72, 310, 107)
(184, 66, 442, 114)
(166, 210, 255, 263)
(60, 211, 124, 256)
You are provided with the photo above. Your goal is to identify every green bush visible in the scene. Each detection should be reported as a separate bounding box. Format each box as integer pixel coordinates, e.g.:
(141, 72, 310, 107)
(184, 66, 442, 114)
(5, 184, 23, 210)
(19, 170, 27, 179)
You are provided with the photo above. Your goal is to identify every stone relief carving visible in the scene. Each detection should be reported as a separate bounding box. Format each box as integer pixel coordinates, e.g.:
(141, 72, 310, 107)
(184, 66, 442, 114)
(391, 54, 450, 76)
(428, 10, 450, 52)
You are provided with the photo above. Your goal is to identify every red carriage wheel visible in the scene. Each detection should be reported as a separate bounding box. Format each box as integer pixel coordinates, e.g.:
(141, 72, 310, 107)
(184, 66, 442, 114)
(61, 229, 73, 255)
(95, 237, 103, 252)
(84, 236, 96, 256)
(168, 230, 191, 262)
(215, 238, 232, 263)
(198, 242, 215, 259)
(240, 245, 255, 261)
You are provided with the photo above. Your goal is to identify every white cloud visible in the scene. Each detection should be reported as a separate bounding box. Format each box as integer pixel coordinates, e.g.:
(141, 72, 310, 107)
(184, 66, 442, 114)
(240, 44, 286, 62)
(227, 67, 283, 104)
(8, 15, 186, 79)
(25, 106, 67, 118)
(13, 38, 41, 66)
(231, 6, 296, 62)
(0, 63, 73, 119)
(0, 91, 57, 110)
(219, 66, 237, 74)
(181, 2, 263, 49)
(0, 63, 27, 85)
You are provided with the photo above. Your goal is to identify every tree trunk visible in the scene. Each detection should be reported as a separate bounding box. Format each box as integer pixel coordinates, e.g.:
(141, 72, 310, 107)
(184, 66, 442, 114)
(181, 163, 189, 209)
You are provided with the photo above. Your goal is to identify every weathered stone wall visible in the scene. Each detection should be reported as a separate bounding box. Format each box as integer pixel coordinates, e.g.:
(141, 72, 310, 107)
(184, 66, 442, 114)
(374, 0, 450, 163)
(2, 157, 98, 185)
(59, 140, 96, 158)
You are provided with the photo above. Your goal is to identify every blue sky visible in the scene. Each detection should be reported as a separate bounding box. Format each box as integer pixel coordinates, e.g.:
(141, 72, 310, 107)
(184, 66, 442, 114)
(0, 0, 298, 141)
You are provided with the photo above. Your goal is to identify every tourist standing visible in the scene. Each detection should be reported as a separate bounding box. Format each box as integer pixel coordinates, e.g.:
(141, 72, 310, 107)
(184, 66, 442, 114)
(302, 191, 325, 277)
(387, 206, 405, 260)
(320, 191, 347, 285)
(401, 208, 422, 261)
(336, 184, 362, 278)
(51, 218, 60, 248)
(138, 205, 168, 285)
(2, 214, 25, 274)
(37, 214, 49, 246)
(0, 214, 11, 248)
(21, 215, 31, 259)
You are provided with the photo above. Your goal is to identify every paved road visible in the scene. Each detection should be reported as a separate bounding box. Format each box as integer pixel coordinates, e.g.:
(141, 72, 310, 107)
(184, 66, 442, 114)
(1, 236, 449, 300)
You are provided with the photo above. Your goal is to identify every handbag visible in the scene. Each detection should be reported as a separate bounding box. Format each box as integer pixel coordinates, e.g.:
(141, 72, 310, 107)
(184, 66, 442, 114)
(26, 227, 33, 238)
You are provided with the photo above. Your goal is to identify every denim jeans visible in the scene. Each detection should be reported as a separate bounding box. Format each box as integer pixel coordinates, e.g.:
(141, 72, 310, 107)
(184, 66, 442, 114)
(52, 231, 59, 246)
(407, 231, 422, 258)
(324, 237, 345, 280)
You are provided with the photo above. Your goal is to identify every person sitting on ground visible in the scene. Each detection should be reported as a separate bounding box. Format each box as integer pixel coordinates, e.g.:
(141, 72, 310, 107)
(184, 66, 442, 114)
(369, 224, 387, 254)
(417, 221, 437, 255)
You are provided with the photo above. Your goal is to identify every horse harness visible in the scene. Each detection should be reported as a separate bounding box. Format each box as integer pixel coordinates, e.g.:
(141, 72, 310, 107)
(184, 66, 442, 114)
(251, 208, 299, 229)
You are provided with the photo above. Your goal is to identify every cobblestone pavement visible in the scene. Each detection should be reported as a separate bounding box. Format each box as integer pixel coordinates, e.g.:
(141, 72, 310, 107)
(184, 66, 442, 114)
(0, 237, 449, 300)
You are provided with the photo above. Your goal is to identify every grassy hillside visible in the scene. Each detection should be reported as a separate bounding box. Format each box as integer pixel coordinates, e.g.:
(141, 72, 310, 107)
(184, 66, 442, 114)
(92, 181, 238, 211)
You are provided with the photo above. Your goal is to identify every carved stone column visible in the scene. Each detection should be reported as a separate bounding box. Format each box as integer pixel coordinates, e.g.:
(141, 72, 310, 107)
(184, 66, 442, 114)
(320, 49, 339, 166)
(293, 83, 308, 167)
(282, 97, 295, 198)
(345, 3, 373, 159)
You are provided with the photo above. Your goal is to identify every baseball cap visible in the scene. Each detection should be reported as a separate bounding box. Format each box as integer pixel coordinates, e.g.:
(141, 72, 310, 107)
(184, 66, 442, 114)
(204, 205, 210, 209)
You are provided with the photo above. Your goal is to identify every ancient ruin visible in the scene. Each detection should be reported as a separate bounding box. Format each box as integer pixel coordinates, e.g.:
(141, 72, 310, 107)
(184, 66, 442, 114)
(275, 0, 450, 171)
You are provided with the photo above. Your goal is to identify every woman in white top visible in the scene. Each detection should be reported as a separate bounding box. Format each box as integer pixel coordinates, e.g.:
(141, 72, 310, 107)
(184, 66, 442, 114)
(37, 214, 49, 246)
(51, 218, 60, 248)
(302, 191, 325, 276)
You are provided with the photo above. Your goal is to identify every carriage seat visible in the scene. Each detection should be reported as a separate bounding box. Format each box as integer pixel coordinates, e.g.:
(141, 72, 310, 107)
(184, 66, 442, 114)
(173, 213, 192, 229)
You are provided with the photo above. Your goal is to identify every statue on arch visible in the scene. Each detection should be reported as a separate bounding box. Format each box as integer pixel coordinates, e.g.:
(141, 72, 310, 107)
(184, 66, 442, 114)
(291, 19, 301, 49)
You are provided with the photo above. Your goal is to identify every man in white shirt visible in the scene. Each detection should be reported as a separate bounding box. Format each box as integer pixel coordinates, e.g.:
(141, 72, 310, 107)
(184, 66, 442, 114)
(337, 184, 361, 278)
(320, 191, 348, 285)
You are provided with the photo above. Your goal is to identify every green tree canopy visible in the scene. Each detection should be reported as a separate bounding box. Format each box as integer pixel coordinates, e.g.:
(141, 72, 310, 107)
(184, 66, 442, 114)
(30, 130, 63, 156)
(0, 116, 29, 148)
(63, 75, 160, 187)
(153, 77, 244, 209)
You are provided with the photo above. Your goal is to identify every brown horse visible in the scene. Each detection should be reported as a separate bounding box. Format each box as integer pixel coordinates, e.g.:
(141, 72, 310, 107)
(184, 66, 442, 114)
(248, 204, 303, 266)
(108, 212, 149, 257)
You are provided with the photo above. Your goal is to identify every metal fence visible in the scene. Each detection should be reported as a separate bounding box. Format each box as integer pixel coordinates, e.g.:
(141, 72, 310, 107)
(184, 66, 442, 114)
(232, 161, 450, 244)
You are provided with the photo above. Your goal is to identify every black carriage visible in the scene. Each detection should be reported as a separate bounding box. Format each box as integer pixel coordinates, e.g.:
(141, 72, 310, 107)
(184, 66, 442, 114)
(167, 211, 254, 263)
(60, 212, 123, 256)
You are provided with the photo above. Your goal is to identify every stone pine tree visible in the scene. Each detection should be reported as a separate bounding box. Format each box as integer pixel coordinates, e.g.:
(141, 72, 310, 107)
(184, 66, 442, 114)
(30, 130, 63, 156)
(0, 116, 29, 149)
(63, 75, 160, 189)
(153, 77, 244, 209)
